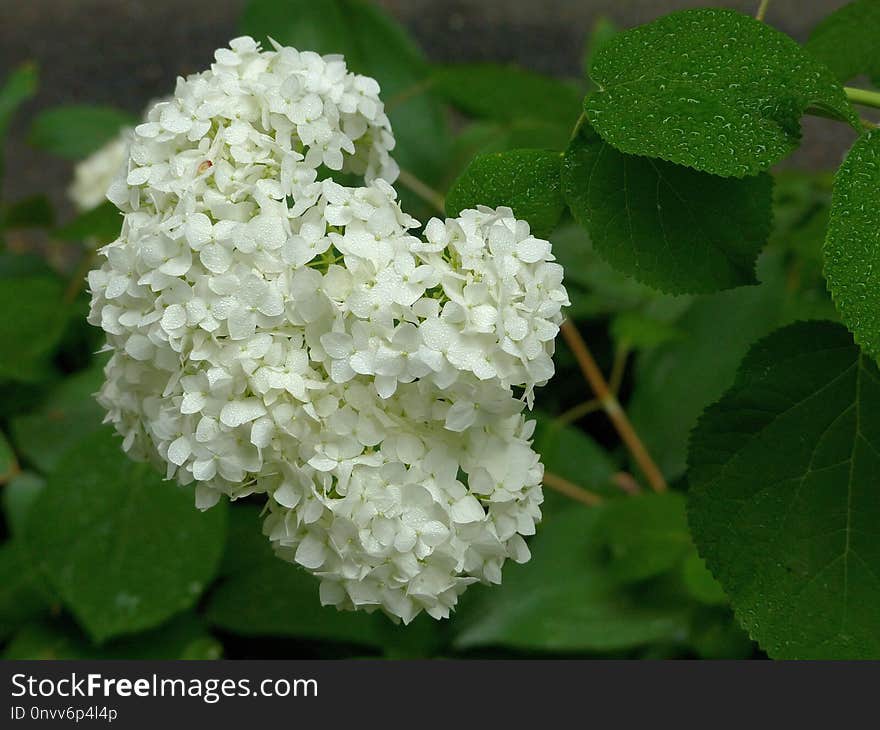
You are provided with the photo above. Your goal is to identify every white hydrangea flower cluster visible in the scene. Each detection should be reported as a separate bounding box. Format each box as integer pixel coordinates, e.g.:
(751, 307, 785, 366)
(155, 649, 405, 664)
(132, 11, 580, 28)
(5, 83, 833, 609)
(105, 35, 397, 215)
(87, 37, 568, 623)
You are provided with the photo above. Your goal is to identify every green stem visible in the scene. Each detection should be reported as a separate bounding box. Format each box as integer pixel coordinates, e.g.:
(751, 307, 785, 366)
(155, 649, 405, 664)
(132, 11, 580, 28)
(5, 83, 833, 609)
(64, 248, 98, 304)
(845, 86, 880, 111)
(556, 398, 601, 426)
(543, 471, 604, 506)
(560, 320, 668, 494)
(755, 0, 771, 22)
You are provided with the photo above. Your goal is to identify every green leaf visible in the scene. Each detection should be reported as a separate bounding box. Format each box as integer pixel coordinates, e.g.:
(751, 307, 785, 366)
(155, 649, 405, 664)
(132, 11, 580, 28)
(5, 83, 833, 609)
(548, 224, 686, 320)
(824, 129, 880, 358)
(451, 507, 690, 652)
(431, 63, 583, 129)
(29, 105, 135, 160)
(585, 8, 855, 177)
(0, 63, 37, 141)
(806, 0, 880, 83)
(0, 251, 54, 279)
(0, 63, 37, 195)
(769, 170, 833, 277)
(681, 553, 727, 606)
(11, 362, 105, 473)
(532, 414, 619, 500)
(4, 614, 221, 660)
(446, 149, 565, 237)
(688, 608, 755, 659)
(207, 503, 384, 647)
(611, 311, 683, 351)
(445, 120, 574, 187)
(598, 493, 691, 584)
(24, 428, 227, 642)
(2, 472, 45, 536)
(627, 249, 834, 481)
(562, 122, 773, 294)
(0, 430, 17, 483)
(56, 200, 122, 245)
(240, 0, 451, 217)
(0, 275, 68, 382)
(688, 321, 880, 659)
(0, 541, 50, 641)
(2, 195, 54, 229)
(455, 120, 573, 156)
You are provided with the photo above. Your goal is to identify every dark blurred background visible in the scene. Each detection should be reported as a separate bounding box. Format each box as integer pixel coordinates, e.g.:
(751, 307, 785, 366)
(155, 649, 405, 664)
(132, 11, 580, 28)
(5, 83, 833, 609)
(0, 0, 854, 213)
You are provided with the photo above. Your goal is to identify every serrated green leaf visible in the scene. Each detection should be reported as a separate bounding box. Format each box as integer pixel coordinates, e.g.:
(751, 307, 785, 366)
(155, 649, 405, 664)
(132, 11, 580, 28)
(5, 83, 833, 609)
(56, 200, 122, 245)
(24, 428, 227, 642)
(688, 320, 880, 659)
(451, 506, 691, 652)
(240, 0, 451, 219)
(585, 8, 855, 177)
(446, 149, 565, 237)
(3, 614, 221, 660)
(207, 504, 384, 647)
(11, 362, 105, 473)
(824, 129, 880, 358)
(2, 472, 45, 536)
(0, 275, 68, 383)
(563, 122, 773, 293)
(806, 0, 880, 83)
(598, 493, 691, 584)
(431, 63, 583, 130)
(0, 541, 50, 641)
(628, 247, 837, 482)
(29, 105, 135, 160)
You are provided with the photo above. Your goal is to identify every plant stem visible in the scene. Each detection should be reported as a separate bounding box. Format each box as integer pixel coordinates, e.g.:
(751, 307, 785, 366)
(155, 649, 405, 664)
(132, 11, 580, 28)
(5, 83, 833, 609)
(755, 0, 771, 21)
(608, 344, 630, 396)
(560, 320, 668, 493)
(845, 86, 880, 111)
(63, 248, 98, 304)
(397, 168, 445, 214)
(543, 471, 604, 506)
(556, 398, 602, 426)
(612, 471, 642, 495)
